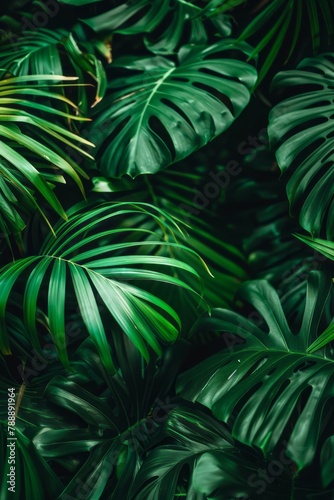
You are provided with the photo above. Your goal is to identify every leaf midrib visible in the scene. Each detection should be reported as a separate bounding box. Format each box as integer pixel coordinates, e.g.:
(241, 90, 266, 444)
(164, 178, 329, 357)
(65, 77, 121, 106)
(132, 67, 175, 160)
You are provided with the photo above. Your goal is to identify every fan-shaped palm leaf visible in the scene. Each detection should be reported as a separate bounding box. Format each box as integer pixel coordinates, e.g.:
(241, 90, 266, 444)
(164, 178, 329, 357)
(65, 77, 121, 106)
(0, 74, 93, 236)
(211, 0, 334, 84)
(0, 28, 107, 109)
(93, 165, 248, 319)
(0, 202, 204, 372)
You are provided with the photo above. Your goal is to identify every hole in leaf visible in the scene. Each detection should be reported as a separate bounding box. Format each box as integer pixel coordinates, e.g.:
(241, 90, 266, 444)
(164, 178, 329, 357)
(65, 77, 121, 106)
(148, 115, 176, 161)
(120, 4, 151, 31)
(161, 98, 196, 131)
(192, 81, 234, 115)
(293, 360, 317, 373)
(266, 379, 290, 414)
(239, 356, 268, 383)
(230, 381, 263, 422)
(97, 116, 131, 153)
(204, 48, 249, 63)
(171, 76, 189, 83)
(304, 100, 332, 110)
(326, 130, 334, 139)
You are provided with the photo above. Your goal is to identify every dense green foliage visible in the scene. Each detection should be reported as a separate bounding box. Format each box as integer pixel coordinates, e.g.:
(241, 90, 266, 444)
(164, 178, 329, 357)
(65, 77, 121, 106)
(0, 0, 333, 498)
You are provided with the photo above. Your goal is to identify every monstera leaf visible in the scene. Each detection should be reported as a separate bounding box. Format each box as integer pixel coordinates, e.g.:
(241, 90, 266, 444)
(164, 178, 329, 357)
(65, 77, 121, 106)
(321, 436, 334, 488)
(77, 0, 231, 55)
(130, 406, 292, 499)
(177, 271, 334, 472)
(92, 40, 257, 178)
(0, 202, 204, 372)
(269, 53, 334, 240)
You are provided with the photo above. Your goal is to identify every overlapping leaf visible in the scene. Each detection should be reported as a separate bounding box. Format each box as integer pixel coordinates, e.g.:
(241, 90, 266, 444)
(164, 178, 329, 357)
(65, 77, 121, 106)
(0, 75, 93, 237)
(130, 406, 291, 499)
(269, 53, 334, 240)
(77, 0, 231, 55)
(177, 271, 334, 471)
(93, 165, 248, 316)
(0, 202, 204, 371)
(26, 337, 188, 499)
(0, 28, 107, 109)
(92, 40, 257, 177)
(211, 0, 334, 84)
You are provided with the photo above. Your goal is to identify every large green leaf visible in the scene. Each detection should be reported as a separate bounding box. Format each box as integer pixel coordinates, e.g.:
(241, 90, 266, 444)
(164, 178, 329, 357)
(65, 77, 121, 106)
(92, 165, 248, 314)
(78, 0, 231, 55)
(0, 28, 107, 109)
(177, 271, 334, 471)
(130, 406, 292, 499)
(0, 74, 93, 237)
(92, 40, 257, 177)
(269, 53, 334, 240)
(0, 202, 204, 371)
(211, 0, 334, 84)
(6, 336, 189, 499)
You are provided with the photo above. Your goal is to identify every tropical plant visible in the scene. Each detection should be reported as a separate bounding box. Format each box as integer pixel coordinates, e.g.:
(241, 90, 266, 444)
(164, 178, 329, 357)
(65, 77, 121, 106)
(269, 52, 334, 240)
(177, 272, 334, 471)
(0, 0, 333, 499)
(0, 74, 92, 242)
(211, 0, 334, 84)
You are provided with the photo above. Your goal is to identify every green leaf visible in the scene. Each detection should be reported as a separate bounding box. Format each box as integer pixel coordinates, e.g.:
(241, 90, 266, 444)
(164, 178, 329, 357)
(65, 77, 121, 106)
(0, 337, 188, 498)
(93, 167, 248, 314)
(92, 40, 257, 178)
(0, 202, 204, 369)
(0, 75, 93, 238)
(235, 0, 334, 84)
(269, 53, 334, 240)
(294, 233, 334, 261)
(321, 436, 334, 488)
(177, 272, 334, 471)
(79, 0, 231, 55)
(130, 407, 291, 499)
(307, 323, 334, 354)
(0, 28, 107, 110)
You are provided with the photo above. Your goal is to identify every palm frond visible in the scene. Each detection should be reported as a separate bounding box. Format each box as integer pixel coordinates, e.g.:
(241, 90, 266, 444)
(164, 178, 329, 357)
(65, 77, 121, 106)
(0, 202, 205, 371)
